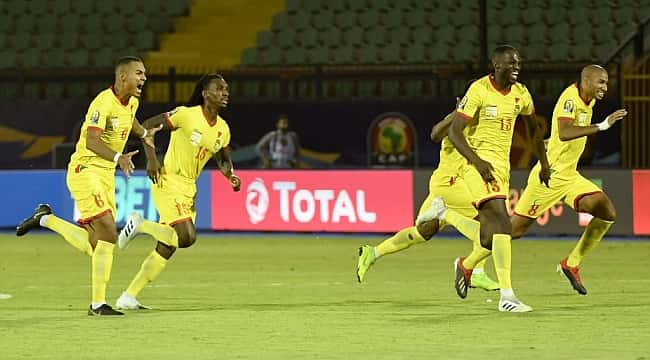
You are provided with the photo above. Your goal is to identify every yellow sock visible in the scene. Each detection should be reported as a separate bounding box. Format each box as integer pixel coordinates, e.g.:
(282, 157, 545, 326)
(567, 218, 613, 267)
(462, 246, 491, 269)
(91, 240, 114, 304)
(445, 209, 480, 244)
(376, 226, 425, 257)
(139, 220, 178, 247)
(492, 234, 512, 289)
(43, 215, 92, 256)
(475, 258, 488, 271)
(126, 250, 168, 298)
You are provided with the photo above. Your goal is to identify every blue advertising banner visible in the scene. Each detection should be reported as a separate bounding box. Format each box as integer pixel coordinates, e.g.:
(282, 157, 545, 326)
(2, 170, 212, 229)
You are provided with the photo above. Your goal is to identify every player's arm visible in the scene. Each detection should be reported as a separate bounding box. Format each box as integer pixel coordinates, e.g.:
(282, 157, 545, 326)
(521, 114, 550, 187)
(558, 109, 627, 141)
(430, 111, 455, 143)
(138, 113, 173, 184)
(86, 128, 138, 177)
(448, 113, 495, 183)
(214, 147, 241, 192)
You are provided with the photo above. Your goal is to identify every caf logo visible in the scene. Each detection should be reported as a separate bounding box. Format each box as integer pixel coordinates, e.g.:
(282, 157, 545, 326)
(367, 112, 417, 167)
(246, 178, 269, 224)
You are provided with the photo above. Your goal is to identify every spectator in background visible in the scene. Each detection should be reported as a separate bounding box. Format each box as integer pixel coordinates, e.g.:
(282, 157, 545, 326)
(256, 115, 301, 169)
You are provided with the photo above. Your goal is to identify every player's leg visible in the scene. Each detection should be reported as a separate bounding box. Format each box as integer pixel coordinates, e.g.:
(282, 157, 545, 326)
(85, 212, 123, 316)
(559, 179, 615, 295)
(16, 204, 93, 256)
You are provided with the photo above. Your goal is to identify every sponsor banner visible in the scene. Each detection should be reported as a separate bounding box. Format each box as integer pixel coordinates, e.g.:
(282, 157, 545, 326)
(633, 170, 650, 235)
(1, 170, 212, 229)
(211, 170, 413, 232)
(413, 169, 635, 236)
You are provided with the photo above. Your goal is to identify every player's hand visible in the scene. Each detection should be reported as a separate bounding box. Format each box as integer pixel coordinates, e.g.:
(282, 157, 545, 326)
(473, 158, 495, 183)
(142, 125, 163, 149)
(118, 150, 138, 178)
(229, 174, 241, 192)
(606, 109, 627, 126)
(146, 158, 162, 184)
(539, 166, 551, 188)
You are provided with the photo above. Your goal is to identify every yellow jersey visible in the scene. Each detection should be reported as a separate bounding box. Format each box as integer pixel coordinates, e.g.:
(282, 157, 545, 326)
(70, 87, 139, 169)
(546, 83, 595, 177)
(456, 74, 535, 172)
(162, 105, 231, 180)
(437, 121, 477, 173)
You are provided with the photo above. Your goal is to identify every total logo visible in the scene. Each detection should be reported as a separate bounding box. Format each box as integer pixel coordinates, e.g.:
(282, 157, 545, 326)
(244, 178, 377, 224)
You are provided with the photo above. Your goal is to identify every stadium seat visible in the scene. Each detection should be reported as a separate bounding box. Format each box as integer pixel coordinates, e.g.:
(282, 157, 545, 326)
(96, 0, 115, 15)
(325, 0, 345, 14)
(34, 34, 56, 50)
(60, 14, 81, 32)
(335, 11, 356, 30)
(346, 0, 368, 13)
(275, 29, 296, 50)
(381, 9, 405, 29)
(12, 33, 32, 51)
(15, 14, 36, 33)
(388, 27, 411, 47)
(404, 10, 428, 28)
(257, 48, 283, 66)
(289, 11, 310, 30)
(18, 48, 41, 68)
(412, 26, 434, 45)
(298, 27, 319, 48)
(256, 31, 274, 49)
(331, 45, 356, 64)
(80, 34, 103, 51)
(306, 46, 328, 64)
(378, 43, 402, 64)
(358, 9, 380, 29)
(135, 31, 157, 50)
(45, 83, 65, 99)
(42, 48, 66, 68)
(36, 15, 57, 33)
(363, 28, 388, 46)
(284, 47, 307, 65)
(358, 46, 380, 64)
(404, 44, 427, 63)
(148, 17, 174, 33)
(319, 28, 343, 48)
(342, 27, 363, 47)
(66, 49, 90, 67)
(0, 50, 17, 69)
(91, 47, 115, 68)
(312, 10, 335, 31)
(271, 12, 289, 32)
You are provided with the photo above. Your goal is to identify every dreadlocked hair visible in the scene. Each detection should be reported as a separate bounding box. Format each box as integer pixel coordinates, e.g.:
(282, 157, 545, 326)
(187, 73, 225, 106)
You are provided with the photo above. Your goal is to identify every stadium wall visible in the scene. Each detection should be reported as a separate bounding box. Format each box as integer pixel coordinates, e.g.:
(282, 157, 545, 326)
(1, 169, 647, 236)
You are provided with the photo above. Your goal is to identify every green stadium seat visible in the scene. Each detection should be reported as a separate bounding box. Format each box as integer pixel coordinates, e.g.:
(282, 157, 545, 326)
(42, 48, 66, 68)
(412, 26, 434, 45)
(108, 35, 129, 51)
(358, 46, 380, 64)
(59, 32, 79, 50)
(164, 0, 190, 16)
(240, 47, 257, 66)
(66, 49, 90, 67)
(358, 79, 378, 97)
(18, 48, 41, 68)
(312, 10, 335, 31)
(325, 0, 345, 14)
(370, 0, 391, 11)
(126, 18, 147, 33)
(0, 50, 17, 69)
(121, 0, 137, 14)
(388, 27, 411, 46)
(381, 10, 405, 29)
(527, 23, 547, 44)
(548, 23, 570, 44)
(271, 12, 289, 32)
(289, 11, 310, 30)
(392, 0, 414, 11)
(45, 83, 65, 99)
(428, 42, 450, 62)
(363, 28, 387, 46)
(301, 0, 323, 14)
(451, 41, 477, 63)
(523, 44, 546, 62)
(34, 34, 56, 50)
(435, 26, 455, 45)
(275, 29, 296, 50)
(404, 9, 427, 28)
(75, 0, 93, 15)
(12, 33, 32, 51)
(0, 14, 13, 33)
(298, 27, 319, 48)
(60, 14, 81, 32)
(551, 42, 570, 61)
(404, 44, 426, 63)
(103, 15, 125, 33)
(148, 17, 174, 33)
(449, 6, 474, 27)
(521, 5, 543, 26)
(346, 0, 368, 13)
(378, 43, 402, 64)
(572, 23, 592, 44)
(257, 31, 273, 49)
(91, 47, 115, 68)
(84, 14, 104, 33)
(342, 27, 363, 47)
(80, 33, 103, 50)
(284, 47, 307, 65)
(36, 14, 58, 33)
(286, 0, 302, 13)
(358, 9, 380, 29)
(96, 0, 115, 14)
(5, 0, 29, 14)
(0, 34, 6, 49)
(319, 28, 343, 48)
(571, 44, 593, 61)
(335, 12, 356, 30)
(306, 46, 328, 64)
(15, 14, 36, 33)
(257, 48, 282, 65)
(135, 31, 157, 50)
(331, 45, 356, 64)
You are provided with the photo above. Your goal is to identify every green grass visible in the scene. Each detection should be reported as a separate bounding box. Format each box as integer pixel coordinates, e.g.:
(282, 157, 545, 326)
(1, 232, 649, 360)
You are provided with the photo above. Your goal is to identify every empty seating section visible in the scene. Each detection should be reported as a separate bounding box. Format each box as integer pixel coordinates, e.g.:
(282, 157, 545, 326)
(0, 0, 190, 70)
(242, 0, 648, 67)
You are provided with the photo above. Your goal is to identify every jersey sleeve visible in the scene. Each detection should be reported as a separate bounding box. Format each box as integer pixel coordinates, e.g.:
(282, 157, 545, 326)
(520, 87, 535, 116)
(456, 82, 483, 120)
(84, 95, 112, 132)
(556, 93, 576, 122)
(163, 106, 185, 130)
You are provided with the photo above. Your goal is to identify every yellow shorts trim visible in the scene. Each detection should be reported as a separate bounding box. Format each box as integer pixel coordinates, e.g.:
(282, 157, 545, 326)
(66, 164, 116, 223)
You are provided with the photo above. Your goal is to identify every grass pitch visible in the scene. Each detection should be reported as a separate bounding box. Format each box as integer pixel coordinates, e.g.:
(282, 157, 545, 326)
(1, 232, 649, 360)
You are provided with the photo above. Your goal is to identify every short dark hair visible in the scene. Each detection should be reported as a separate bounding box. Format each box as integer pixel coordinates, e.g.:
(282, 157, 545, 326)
(187, 73, 225, 106)
(491, 44, 518, 60)
(115, 56, 143, 69)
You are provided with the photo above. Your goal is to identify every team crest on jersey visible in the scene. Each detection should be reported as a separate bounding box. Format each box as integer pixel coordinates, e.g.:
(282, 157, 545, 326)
(190, 129, 202, 146)
(90, 110, 100, 124)
(212, 139, 222, 152)
(458, 96, 468, 110)
(514, 104, 521, 114)
(485, 105, 497, 118)
(563, 99, 574, 113)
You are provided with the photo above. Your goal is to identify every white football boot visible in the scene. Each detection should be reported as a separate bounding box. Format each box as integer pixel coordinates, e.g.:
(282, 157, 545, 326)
(498, 297, 533, 313)
(116, 292, 150, 310)
(118, 212, 145, 250)
(416, 196, 447, 226)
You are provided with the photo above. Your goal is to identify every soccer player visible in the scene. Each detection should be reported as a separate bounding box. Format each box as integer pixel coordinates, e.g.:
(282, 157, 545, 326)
(511, 65, 626, 295)
(15, 56, 160, 315)
(447, 45, 551, 312)
(114, 74, 241, 310)
(357, 100, 499, 291)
